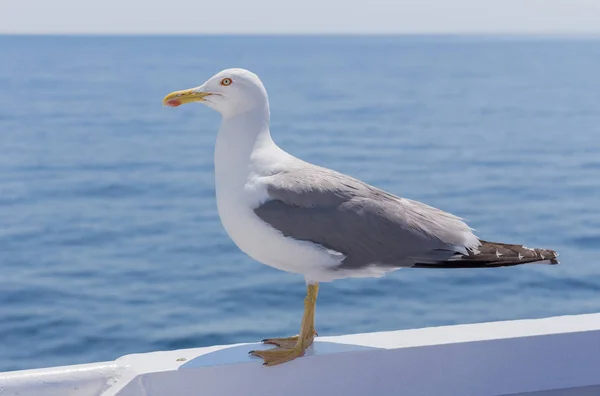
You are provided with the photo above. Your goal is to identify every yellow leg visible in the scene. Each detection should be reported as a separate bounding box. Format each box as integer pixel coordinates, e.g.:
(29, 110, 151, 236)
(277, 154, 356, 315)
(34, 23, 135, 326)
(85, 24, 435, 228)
(249, 283, 319, 366)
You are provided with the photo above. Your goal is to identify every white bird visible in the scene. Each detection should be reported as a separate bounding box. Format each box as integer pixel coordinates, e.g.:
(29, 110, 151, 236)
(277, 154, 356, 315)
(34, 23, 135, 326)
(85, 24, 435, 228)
(163, 68, 559, 366)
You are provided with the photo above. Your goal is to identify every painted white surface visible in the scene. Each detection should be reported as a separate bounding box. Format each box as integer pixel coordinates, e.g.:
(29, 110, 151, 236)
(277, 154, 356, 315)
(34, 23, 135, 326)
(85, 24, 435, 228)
(0, 362, 126, 396)
(1, 313, 600, 396)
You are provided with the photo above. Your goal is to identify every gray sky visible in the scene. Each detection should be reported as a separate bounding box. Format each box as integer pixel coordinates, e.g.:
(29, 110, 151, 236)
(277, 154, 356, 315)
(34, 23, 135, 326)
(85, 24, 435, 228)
(2, 0, 600, 34)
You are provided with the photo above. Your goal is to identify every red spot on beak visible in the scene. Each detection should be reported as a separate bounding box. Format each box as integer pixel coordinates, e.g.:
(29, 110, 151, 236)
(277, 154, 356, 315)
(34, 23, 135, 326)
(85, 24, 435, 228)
(166, 99, 182, 107)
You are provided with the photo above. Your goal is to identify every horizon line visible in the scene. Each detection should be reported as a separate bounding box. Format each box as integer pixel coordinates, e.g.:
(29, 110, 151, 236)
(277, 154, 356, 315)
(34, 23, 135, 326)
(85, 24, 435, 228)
(2, 32, 600, 38)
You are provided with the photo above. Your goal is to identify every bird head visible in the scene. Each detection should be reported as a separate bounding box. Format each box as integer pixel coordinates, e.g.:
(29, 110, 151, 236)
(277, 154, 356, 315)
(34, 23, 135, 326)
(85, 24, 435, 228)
(163, 68, 268, 117)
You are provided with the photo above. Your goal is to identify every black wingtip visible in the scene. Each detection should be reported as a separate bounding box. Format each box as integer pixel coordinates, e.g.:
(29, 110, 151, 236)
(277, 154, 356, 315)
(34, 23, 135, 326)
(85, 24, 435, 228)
(413, 243, 560, 269)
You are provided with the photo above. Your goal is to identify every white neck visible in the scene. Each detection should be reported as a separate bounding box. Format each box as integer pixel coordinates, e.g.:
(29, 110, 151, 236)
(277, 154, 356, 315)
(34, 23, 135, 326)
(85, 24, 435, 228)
(214, 103, 276, 187)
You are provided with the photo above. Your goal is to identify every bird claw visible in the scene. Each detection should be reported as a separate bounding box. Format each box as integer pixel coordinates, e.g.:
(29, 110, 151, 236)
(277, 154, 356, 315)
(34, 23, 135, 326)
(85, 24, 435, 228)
(249, 346, 308, 366)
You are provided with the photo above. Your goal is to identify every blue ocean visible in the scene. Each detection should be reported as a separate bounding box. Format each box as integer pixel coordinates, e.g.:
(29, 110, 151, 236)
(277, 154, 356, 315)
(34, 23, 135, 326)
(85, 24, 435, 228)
(1, 36, 599, 372)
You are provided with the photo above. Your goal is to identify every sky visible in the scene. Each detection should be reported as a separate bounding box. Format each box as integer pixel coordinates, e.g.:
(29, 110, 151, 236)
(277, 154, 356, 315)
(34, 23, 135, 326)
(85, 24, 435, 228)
(2, 0, 600, 35)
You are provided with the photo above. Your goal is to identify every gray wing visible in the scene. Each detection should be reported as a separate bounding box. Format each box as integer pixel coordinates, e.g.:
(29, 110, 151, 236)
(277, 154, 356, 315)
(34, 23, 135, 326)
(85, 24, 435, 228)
(254, 165, 480, 270)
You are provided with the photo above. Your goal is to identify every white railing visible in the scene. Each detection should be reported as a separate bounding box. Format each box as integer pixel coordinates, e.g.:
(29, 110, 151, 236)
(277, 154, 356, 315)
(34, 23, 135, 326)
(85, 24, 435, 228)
(1, 313, 600, 396)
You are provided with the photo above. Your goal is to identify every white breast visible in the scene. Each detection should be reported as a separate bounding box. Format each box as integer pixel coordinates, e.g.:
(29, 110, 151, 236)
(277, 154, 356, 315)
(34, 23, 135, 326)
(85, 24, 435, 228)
(215, 164, 344, 279)
(213, 118, 343, 281)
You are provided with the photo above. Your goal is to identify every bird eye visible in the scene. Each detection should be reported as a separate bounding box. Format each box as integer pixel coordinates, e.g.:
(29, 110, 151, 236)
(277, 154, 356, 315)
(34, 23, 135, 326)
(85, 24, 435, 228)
(220, 78, 232, 86)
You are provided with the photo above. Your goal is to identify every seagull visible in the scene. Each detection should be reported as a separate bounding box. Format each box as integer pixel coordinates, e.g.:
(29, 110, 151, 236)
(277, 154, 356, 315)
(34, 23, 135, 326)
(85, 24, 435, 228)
(163, 68, 559, 366)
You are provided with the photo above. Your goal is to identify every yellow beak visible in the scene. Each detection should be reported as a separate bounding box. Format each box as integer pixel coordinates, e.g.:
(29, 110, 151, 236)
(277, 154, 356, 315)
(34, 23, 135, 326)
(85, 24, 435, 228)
(163, 88, 212, 107)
